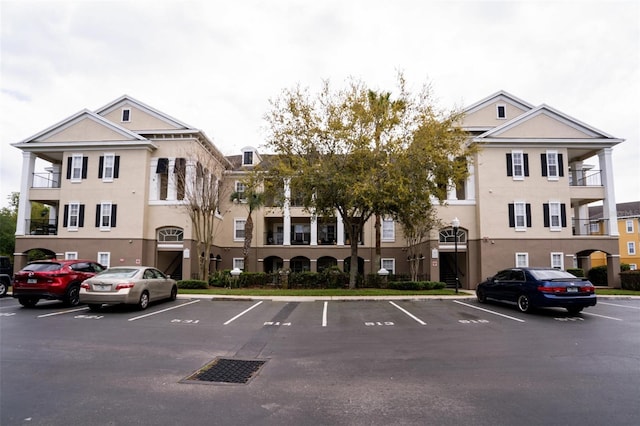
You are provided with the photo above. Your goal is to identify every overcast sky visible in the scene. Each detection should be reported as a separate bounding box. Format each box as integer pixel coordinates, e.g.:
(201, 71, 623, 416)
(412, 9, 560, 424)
(1, 0, 638, 208)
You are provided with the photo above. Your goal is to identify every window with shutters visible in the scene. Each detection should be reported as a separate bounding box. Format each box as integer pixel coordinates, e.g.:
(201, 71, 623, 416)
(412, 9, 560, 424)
(506, 151, 528, 180)
(67, 154, 88, 182)
(541, 151, 563, 180)
(97, 202, 115, 230)
(64, 202, 84, 230)
(543, 202, 566, 230)
(100, 154, 119, 182)
(509, 202, 531, 231)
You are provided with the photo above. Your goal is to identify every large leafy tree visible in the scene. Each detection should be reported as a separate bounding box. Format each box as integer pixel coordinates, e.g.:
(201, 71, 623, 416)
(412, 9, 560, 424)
(263, 75, 474, 288)
(230, 177, 266, 270)
(0, 193, 19, 257)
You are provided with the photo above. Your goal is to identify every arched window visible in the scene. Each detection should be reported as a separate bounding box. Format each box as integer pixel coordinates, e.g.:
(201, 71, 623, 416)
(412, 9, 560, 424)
(158, 227, 184, 242)
(439, 228, 466, 244)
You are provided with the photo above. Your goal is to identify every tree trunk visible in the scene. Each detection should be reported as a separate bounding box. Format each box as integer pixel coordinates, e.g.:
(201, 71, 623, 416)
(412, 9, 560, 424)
(243, 213, 253, 269)
(374, 214, 381, 271)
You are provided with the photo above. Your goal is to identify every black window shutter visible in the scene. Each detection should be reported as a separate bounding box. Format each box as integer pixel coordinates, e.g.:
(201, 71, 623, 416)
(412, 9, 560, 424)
(95, 204, 101, 227)
(114, 156, 120, 178)
(79, 205, 85, 227)
(66, 157, 72, 179)
(111, 205, 117, 227)
(98, 156, 104, 178)
(63, 205, 69, 227)
(558, 154, 564, 177)
(561, 204, 567, 227)
(508, 204, 515, 227)
(523, 154, 529, 177)
(541, 154, 547, 177)
(156, 158, 169, 173)
(81, 157, 88, 179)
(543, 203, 550, 227)
(526, 203, 532, 227)
(506, 154, 513, 176)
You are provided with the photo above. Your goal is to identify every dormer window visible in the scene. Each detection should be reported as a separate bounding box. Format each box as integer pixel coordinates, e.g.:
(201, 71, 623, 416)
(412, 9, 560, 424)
(243, 150, 253, 165)
(122, 108, 131, 122)
(496, 104, 506, 119)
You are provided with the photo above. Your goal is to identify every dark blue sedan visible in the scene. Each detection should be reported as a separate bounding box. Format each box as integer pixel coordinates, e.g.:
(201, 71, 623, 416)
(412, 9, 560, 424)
(476, 267, 597, 315)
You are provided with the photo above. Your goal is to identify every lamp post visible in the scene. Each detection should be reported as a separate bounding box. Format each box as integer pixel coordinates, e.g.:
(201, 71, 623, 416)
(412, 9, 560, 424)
(452, 217, 460, 294)
(230, 267, 242, 288)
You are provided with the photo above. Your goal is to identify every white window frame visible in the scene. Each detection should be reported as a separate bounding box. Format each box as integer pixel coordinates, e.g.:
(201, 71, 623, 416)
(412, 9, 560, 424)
(234, 218, 246, 241)
(549, 201, 562, 231)
(625, 220, 634, 233)
(550, 252, 564, 270)
(546, 151, 559, 180)
(100, 202, 113, 230)
(628, 242, 636, 255)
(381, 258, 395, 275)
(102, 153, 115, 182)
(97, 252, 111, 268)
(233, 258, 245, 271)
(629, 264, 637, 271)
(242, 150, 253, 165)
(121, 108, 131, 122)
(515, 252, 529, 267)
(511, 150, 524, 180)
(65, 252, 78, 260)
(68, 202, 80, 230)
(496, 104, 506, 119)
(71, 154, 83, 182)
(382, 218, 395, 241)
(235, 181, 246, 202)
(514, 201, 527, 231)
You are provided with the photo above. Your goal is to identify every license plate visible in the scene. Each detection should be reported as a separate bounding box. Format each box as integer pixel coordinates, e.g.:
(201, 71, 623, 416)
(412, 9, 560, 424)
(567, 287, 578, 292)
(27, 278, 37, 284)
(94, 284, 111, 292)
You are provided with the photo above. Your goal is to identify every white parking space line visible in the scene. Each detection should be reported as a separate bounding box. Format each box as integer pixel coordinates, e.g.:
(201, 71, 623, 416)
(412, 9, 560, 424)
(581, 312, 623, 321)
(223, 301, 263, 325)
(322, 301, 328, 327)
(453, 300, 526, 322)
(599, 302, 640, 310)
(37, 307, 89, 318)
(389, 301, 427, 325)
(128, 300, 200, 322)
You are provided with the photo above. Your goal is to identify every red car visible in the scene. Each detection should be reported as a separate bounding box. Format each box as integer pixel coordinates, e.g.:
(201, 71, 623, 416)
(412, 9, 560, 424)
(13, 260, 105, 307)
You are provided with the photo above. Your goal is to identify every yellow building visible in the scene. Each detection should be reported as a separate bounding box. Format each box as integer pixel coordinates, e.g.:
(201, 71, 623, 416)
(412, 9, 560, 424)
(590, 202, 640, 270)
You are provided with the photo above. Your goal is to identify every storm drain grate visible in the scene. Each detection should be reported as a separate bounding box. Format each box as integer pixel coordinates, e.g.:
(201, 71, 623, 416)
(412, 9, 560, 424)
(185, 358, 267, 385)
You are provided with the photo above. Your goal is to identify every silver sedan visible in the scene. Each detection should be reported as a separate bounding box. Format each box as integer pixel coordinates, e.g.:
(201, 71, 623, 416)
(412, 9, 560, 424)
(80, 266, 178, 311)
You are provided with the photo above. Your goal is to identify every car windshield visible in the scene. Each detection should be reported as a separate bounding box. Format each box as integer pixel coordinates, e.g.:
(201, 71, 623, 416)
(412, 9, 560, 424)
(529, 269, 577, 280)
(96, 268, 139, 279)
(23, 263, 62, 272)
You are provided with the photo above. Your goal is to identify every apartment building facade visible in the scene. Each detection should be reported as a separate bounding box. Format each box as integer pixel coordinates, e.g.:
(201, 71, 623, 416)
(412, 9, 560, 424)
(590, 202, 640, 270)
(12, 91, 624, 287)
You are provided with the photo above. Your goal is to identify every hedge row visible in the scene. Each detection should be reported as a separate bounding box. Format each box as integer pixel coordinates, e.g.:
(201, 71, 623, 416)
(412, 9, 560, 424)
(620, 270, 640, 291)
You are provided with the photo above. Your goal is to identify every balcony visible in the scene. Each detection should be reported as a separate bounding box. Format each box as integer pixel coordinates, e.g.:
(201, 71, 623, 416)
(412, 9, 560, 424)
(26, 219, 58, 235)
(32, 172, 61, 189)
(572, 218, 608, 236)
(569, 169, 605, 204)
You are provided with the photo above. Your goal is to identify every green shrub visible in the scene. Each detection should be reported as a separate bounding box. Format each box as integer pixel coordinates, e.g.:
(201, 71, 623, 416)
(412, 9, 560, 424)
(321, 267, 349, 289)
(566, 268, 584, 277)
(620, 263, 631, 272)
(387, 281, 446, 291)
(177, 279, 209, 289)
(620, 270, 640, 290)
(587, 265, 608, 286)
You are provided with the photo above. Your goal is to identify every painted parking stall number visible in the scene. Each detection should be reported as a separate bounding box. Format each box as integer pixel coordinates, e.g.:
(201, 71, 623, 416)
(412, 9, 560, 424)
(458, 319, 490, 324)
(171, 319, 200, 324)
(365, 321, 394, 326)
(554, 317, 584, 322)
(264, 321, 291, 326)
(74, 314, 104, 320)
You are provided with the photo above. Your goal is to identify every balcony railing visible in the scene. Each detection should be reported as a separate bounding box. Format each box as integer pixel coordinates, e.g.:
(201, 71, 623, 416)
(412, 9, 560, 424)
(569, 169, 602, 187)
(572, 218, 608, 236)
(26, 219, 58, 235)
(32, 172, 61, 189)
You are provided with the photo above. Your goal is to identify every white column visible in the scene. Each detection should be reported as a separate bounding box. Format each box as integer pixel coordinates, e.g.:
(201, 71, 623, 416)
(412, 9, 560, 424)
(337, 212, 345, 245)
(167, 158, 177, 200)
(598, 148, 619, 236)
(16, 152, 36, 235)
(310, 214, 317, 246)
(283, 179, 291, 246)
(465, 162, 475, 201)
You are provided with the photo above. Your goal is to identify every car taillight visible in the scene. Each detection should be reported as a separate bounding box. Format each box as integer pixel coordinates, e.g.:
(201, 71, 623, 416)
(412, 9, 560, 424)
(115, 283, 135, 290)
(538, 286, 566, 293)
(81, 283, 90, 289)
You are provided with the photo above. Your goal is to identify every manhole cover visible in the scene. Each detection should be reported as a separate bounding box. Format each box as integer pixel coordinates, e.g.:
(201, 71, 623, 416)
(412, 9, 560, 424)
(184, 358, 267, 385)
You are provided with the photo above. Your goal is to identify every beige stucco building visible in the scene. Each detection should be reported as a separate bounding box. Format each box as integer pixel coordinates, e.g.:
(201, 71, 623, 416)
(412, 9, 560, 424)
(12, 91, 624, 287)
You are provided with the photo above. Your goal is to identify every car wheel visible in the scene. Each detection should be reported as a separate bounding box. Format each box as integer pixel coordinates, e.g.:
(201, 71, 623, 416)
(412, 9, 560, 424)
(88, 304, 102, 312)
(567, 307, 583, 315)
(517, 294, 532, 313)
(169, 285, 178, 301)
(0, 279, 8, 297)
(64, 285, 81, 307)
(138, 291, 150, 310)
(476, 288, 487, 303)
(18, 297, 39, 308)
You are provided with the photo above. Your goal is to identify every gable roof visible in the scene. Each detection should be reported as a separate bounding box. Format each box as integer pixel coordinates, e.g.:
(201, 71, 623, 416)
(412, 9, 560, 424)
(590, 201, 640, 219)
(94, 95, 194, 130)
(463, 90, 535, 115)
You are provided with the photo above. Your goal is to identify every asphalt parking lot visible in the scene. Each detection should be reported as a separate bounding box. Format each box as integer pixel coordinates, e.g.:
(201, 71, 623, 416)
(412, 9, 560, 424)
(1, 294, 639, 426)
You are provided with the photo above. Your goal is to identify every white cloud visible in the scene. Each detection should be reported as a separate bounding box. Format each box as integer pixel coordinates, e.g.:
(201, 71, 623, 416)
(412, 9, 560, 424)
(1, 0, 638, 205)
